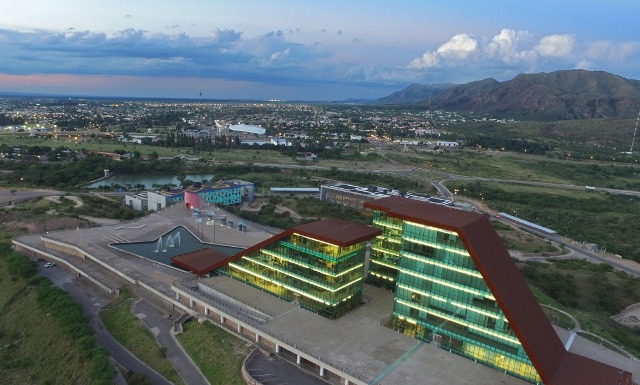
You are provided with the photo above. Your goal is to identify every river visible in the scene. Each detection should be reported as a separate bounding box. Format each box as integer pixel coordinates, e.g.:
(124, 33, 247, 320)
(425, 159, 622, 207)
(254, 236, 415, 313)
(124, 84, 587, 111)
(87, 174, 215, 189)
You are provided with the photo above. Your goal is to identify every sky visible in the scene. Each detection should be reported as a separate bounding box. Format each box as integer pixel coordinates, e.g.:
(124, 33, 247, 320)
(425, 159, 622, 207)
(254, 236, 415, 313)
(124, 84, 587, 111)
(1, 0, 639, 100)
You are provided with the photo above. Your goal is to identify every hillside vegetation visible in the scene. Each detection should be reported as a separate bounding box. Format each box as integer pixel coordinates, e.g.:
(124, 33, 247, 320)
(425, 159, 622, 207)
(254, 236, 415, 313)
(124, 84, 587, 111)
(0, 243, 114, 385)
(379, 70, 640, 120)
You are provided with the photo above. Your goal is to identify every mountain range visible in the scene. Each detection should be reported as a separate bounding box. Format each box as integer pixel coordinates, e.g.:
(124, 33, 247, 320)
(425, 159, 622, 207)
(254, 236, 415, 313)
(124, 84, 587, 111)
(376, 70, 640, 120)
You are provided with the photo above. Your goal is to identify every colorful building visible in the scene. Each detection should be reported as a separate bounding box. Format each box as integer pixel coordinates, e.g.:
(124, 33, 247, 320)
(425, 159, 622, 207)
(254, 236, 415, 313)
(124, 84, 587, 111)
(146, 179, 254, 211)
(364, 196, 632, 385)
(219, 219, 381, 319)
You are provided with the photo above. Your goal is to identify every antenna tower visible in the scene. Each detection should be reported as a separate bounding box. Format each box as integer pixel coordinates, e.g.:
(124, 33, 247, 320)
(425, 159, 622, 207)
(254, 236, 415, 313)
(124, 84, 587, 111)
(631, 110, 640, 154)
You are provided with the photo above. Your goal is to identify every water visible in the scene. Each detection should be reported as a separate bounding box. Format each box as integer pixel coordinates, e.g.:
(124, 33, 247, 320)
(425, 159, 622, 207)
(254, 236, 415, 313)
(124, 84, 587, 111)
(111, 226, 243, 266)
(87, 174, 215, 189)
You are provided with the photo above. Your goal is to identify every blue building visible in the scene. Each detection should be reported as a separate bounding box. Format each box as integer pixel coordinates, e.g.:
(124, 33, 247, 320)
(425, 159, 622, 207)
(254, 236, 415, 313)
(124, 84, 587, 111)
(146, 180, 254, 211)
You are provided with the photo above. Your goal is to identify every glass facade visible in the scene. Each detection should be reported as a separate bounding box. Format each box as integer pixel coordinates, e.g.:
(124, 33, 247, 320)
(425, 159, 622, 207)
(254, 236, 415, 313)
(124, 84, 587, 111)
(219, 232, 368, 319)
(367, 206, 542, 383)
(367, 210, 403, 290)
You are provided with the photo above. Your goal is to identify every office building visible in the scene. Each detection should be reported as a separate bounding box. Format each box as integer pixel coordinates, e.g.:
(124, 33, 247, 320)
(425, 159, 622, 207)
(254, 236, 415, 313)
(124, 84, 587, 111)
(363, 196, 632, 385)
(219, 219, 381, 319)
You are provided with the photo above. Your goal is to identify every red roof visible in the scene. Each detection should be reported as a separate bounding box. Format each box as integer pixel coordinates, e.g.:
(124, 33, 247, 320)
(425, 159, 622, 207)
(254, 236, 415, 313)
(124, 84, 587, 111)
(229, 219, 381, 262)
(364, 196, 633, 385)
(292, 218, 382, 247)
(171, 248, 236, 275)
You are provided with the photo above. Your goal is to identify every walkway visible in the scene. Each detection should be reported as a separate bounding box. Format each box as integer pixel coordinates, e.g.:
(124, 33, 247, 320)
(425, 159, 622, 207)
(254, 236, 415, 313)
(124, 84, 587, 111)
(61, 276, 174, 385)
(133, 300, 211, 385)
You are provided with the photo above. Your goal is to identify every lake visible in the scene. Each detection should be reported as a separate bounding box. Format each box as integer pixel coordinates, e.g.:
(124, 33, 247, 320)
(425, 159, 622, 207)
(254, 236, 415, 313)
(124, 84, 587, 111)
(87, 174, 215, 189)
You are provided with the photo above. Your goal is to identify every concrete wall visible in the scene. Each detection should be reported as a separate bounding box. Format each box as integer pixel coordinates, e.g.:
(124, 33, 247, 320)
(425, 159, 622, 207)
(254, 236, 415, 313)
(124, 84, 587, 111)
(241, 349, 263, 385)
(12, 240, 113, 294)
(125, 195, 144, 211)
(147, 191, 167, 211)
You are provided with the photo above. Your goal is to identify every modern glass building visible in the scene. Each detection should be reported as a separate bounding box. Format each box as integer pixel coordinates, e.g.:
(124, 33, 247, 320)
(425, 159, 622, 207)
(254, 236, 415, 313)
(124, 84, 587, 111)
(367, 209, 403, 290)
(364, 196, 632, 385)
(219, 219, 381, 319)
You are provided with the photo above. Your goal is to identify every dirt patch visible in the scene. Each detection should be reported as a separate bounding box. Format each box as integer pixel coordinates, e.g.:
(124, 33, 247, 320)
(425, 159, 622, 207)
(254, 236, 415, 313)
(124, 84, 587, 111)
(498, 229, 560, 255)
(4, 217, 89, 233)
(612, 303, 640, 330)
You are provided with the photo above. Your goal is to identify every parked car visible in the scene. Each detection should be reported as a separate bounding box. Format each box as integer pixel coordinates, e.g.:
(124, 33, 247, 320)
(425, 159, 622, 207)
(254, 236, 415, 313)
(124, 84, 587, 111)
(35, 257, 44, 262)
(44, 262, 55, 268)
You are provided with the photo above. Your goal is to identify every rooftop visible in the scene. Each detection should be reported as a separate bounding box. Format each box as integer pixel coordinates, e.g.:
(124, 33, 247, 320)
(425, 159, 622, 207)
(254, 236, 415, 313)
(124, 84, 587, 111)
(292, 218, 382, 247)
(172, 248, 236, 275)
(228, 124, 266, 135)
(324, 183, 453, 206)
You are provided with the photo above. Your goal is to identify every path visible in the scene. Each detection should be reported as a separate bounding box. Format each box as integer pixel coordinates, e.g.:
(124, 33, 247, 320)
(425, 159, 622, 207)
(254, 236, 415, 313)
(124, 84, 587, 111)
(133, 300, 211, 385)
(36, 255, 189, 385)
(60, 276, 174, 385)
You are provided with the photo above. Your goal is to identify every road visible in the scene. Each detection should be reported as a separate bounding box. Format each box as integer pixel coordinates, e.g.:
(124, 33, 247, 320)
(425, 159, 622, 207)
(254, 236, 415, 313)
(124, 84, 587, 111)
(245, 158, 640, 200)
(498, 217, 640, 277)
(246, 352, 330, 385)
(39, 263, 175, 385)
(132, 300, 211, 385)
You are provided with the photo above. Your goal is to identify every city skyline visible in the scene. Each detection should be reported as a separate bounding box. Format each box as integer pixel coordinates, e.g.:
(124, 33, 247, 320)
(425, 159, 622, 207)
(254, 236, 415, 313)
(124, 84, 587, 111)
(1, 0, 639, 100)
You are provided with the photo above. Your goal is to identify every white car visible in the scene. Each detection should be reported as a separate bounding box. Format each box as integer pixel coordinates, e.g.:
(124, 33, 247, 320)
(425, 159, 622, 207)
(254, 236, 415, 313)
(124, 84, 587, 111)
(44, 262, 56, 268)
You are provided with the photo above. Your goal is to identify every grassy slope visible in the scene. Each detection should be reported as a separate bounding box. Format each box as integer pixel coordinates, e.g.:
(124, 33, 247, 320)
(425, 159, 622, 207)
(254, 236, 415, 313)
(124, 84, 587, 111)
(0, 259, 93, 385)
(520, 259, 640, 356)
(176, 320, 251, 385)
(99, 289, 184, 385)
(451, 181, 640, 261)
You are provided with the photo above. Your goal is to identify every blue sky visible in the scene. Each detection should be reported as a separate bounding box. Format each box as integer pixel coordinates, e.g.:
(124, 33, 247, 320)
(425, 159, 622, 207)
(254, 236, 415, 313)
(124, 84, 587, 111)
(1, 0, 639, 100)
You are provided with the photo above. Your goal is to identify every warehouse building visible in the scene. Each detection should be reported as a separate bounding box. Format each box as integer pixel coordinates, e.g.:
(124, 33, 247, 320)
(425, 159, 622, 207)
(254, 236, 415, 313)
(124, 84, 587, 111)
(320, 182, 452, 210)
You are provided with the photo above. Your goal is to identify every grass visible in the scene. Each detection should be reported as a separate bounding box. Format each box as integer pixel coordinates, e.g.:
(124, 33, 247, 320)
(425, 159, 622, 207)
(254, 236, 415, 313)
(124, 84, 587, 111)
(387, 146, 640, 189)
(0, 133, 393, 170)
(519, 259, 640, 357)
(541, 307, 576, 330)
(450, 181, 640, 261)
(493, 221, 559, 254)
(0, 257, 94, 385)
(99, 288, 185, 385)
(176, 320, 252, 385)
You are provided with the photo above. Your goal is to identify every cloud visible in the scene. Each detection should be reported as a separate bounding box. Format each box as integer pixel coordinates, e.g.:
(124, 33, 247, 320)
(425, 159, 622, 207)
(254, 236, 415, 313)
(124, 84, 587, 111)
(485, 29, 535, 63)
(408, 52, 440, 69)
(575, 59, 593, 70)
(534, 34, 575, 58)
(1, 24, 640, 99)
(0, 26, 348, 90)
(437, 33, 478, 59)
(585, 40, 639, 61)
(408, 29, 580, 75)
(263, 30, 285, 39)
(409, 33, 478, 69)
(267, 48, 290, 62)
